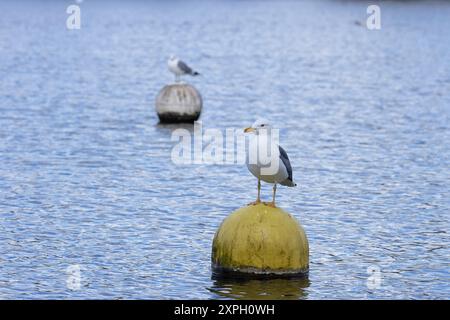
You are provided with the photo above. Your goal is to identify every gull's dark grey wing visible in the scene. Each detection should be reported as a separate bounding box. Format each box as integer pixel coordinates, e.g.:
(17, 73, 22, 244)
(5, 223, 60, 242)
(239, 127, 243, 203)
(177, 60, 193, 74)
(279, 145, 295, 186)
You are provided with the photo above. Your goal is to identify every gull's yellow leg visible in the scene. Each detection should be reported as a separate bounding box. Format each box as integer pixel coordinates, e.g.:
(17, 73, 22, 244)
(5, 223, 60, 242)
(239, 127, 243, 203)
(248, 179, 261, 206)
(257, 179, 261, 203)
(267, 183, 277, 207)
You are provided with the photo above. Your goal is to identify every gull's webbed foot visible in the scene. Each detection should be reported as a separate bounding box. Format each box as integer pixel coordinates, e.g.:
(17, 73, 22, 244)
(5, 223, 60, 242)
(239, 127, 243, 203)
(265, 201, 277, 208)
(247, 199, 261, 206)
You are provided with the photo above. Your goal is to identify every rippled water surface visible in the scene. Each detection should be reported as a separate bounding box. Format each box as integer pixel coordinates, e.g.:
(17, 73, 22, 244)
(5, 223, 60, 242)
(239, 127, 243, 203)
(1, 0, 449, 299)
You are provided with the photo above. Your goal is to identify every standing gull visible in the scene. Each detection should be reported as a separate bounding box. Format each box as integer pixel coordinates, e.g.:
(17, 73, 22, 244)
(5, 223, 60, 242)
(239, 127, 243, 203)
(244, 119, 296, 207)
(168, 55, 200, 83)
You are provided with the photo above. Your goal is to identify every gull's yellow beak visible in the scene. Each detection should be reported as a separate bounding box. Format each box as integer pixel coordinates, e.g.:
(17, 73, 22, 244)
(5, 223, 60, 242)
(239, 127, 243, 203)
(244, 127, 255, 133)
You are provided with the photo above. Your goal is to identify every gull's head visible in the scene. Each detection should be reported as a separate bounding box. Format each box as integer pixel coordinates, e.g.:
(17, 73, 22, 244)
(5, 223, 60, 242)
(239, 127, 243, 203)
(244, 118, 272, 134)
(169, 54, 177, 61)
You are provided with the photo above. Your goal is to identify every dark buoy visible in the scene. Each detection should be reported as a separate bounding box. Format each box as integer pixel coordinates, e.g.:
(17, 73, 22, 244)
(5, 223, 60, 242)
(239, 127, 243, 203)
(155, 84, 202, 123)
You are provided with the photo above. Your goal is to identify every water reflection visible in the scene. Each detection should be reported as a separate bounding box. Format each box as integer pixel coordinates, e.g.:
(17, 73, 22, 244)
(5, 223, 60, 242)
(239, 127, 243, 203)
(155, 122, 195, 132)
(208, 278, 310, 300)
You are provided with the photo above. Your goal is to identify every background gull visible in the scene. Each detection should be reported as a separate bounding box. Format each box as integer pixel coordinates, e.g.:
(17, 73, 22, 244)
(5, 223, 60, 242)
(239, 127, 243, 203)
(168, 55, 200, 82)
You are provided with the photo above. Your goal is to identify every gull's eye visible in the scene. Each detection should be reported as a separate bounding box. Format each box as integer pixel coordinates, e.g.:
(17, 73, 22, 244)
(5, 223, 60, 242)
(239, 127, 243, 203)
(261, 124, 265, 127)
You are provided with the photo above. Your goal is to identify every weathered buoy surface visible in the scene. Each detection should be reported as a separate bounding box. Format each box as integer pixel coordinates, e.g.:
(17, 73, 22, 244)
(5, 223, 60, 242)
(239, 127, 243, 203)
(212, 203, 309, 278)
(155, 84, 202, 123)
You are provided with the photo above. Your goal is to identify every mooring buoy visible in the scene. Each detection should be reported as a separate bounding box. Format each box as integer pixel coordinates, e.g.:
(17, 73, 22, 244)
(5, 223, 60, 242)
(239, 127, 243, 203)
(212, 203, 309, 278)
(155, 83, 202, 123)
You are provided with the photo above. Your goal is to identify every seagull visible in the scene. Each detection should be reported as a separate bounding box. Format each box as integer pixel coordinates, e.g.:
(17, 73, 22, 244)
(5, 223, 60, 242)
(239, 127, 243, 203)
(167, 55, 200, 83)
(244, 119, 296, 207)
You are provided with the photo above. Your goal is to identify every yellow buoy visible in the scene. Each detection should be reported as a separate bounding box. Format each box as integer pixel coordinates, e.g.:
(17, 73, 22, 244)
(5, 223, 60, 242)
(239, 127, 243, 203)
(212, 203, 309, 277)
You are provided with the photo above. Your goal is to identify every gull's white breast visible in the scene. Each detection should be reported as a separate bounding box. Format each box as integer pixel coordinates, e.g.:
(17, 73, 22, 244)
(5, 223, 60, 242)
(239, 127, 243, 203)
(168, 59, 182, 75)
(246, 135, 288, 184)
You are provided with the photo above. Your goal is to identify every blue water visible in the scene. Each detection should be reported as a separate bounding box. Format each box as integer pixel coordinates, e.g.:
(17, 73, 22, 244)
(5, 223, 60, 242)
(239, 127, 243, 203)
(0, 0, 449, 299)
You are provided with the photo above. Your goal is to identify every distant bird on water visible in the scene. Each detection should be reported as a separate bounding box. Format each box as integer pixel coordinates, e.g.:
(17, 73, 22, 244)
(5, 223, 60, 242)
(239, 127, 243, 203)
(168, 55, 200, 83)
(244, 119, 296, 207)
